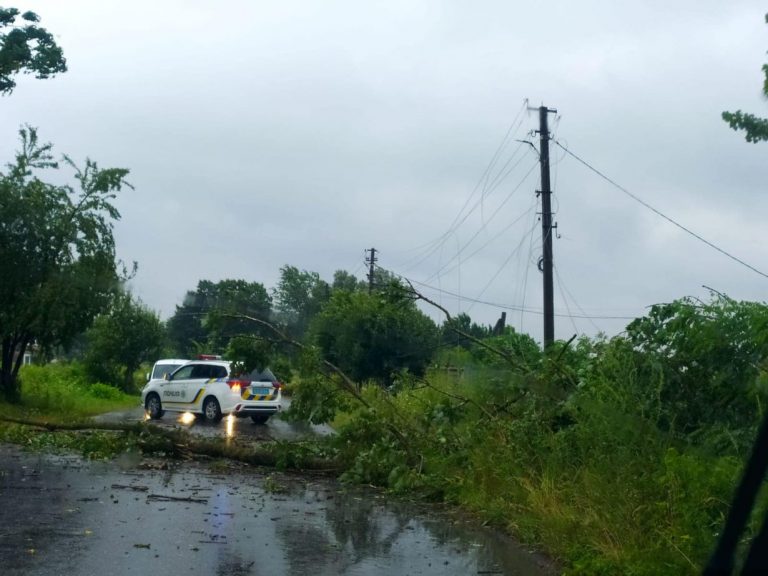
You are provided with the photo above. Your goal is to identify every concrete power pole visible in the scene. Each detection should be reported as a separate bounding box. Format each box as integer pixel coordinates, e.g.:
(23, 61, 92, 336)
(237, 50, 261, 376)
(365, 248, 378, 294)
(537, 105, 557, 349)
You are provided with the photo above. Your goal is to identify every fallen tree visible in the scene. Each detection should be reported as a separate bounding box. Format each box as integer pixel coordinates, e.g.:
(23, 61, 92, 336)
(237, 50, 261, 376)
(0, 416, 338, 473)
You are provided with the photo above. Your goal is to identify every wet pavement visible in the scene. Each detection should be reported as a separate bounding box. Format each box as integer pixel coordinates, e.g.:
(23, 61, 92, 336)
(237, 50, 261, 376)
(94, 399, 334, 443)
(0, 444, 554, 576)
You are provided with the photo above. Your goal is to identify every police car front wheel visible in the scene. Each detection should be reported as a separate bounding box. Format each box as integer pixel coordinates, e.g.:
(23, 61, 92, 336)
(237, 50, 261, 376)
(145, 394, 164, 420)
(203, 397, 222, 423)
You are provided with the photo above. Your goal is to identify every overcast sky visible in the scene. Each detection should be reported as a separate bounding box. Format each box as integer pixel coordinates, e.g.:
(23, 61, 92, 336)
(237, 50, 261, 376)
(2, 0, 766, 342)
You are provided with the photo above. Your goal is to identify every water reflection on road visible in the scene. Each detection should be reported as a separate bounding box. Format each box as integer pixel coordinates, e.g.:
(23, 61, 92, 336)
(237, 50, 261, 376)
(0, 445, 553, 576)
(95, 399, 334, 444)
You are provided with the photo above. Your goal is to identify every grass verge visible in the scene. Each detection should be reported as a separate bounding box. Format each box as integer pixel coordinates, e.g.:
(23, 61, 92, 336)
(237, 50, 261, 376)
(0, 363, 138, 423)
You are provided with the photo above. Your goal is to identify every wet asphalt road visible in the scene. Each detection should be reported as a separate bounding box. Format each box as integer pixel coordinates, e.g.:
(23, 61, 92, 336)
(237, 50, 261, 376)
(94, 400, 334, 443)
(0, 445, 554, 576)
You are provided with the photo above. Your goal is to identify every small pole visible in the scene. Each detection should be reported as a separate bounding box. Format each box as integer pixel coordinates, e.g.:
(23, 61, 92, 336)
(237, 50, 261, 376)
(365, 248, 378, 294)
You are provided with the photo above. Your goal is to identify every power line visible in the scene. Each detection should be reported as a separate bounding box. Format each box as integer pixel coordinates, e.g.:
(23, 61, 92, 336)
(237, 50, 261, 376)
(435, 197, 538, 280)
(554, 264, 579, 335)
(402, 146, 534, 273)
(424, 159, 539, 282)
(554, 262, 603, 334)
(398, 100, 531, 271)
(387, 269, 637, 320)
(466, 216, 540, 314)
(556, 140, 768, 281)
(518, 199, 539, 332)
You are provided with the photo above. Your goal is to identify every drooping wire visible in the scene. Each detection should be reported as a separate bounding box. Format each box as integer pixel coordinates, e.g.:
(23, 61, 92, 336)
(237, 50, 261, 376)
(554, 262, 602, 334)
(556, 140, 768, 281)
(435, 196, 538, 280)
(403, 144, 534, 274)
(466, 217, 541, 314)
(425, 158, 539, 283)
(519, 200, 539, 332)
(553, 267, 579, 335)
(398, 100, 530, 269)
(387, 269, 637, 320)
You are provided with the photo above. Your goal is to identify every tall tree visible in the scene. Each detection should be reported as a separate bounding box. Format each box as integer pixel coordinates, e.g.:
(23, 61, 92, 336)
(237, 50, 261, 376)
(166, 279, 271, 356)
(0, 7, 66, 95)
(722, 13, 768, 143)
(84, 291, 165, 391)
(272, 265, 330, 338)
(0, 127, 130, 401)
(332, 269, 365, 293)
(441, 312, 490, 349)
(310, 285, 438, 385)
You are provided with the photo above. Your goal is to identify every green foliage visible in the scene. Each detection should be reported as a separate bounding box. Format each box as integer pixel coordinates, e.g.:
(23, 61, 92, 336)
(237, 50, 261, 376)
(331, 269, 365, 292)
(0, 7, 66, 95)
(440, 312, 490, 349)
(84, 291, 165, 391)
(286, 347, 351, 424)
(290, 375, 352, 424)
(167, 278, 271, 356)
(309, 285, 438, 385)
(0, 127, 131, 401)
(272, 265, 331, 338)
(225, 335, 273, 375)
(624, 295, 768, 439)
(0, 423, 145, 460)
(300, 295, 768, 574)
(723, 110, 768, 143)
(471, 327, 543, 368)
(722, 13, 768, 143)
(1, 362, 137, 419)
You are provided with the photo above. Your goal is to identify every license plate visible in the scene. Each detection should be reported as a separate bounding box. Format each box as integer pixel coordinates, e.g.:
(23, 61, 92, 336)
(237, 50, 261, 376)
(251, 387, 270, 395)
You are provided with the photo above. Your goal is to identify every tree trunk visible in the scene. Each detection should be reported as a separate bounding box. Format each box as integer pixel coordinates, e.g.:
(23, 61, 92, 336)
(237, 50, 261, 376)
(123, 361, 136, 392)
(0, 336, 23, 403)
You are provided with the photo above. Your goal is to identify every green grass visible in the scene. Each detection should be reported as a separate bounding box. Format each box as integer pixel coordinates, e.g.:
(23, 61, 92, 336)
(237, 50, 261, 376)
(323, 370, 762, 575)
(0, 362, 148, 460)
(0, 362, 138, 422)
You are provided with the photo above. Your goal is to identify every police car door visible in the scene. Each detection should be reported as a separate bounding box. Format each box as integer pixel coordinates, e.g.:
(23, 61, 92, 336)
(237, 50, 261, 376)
(182, 363, 212, 410)
(163, 364, 195, 410)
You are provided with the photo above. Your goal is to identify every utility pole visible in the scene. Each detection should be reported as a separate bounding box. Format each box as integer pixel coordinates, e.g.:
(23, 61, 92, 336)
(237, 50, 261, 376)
(536, 105, 557, 349)
(365, 248, 378, 294)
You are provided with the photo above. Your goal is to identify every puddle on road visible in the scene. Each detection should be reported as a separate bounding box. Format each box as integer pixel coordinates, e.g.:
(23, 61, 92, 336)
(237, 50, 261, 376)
(0, 445, 553, 576)
(95, 403, 334, 443)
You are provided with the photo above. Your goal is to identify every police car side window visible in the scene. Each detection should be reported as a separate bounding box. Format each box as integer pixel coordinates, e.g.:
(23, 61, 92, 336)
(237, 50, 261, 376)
(211, 366, 228, 379)
(190, 365, 210, 379)
(171, 366, 194, 380)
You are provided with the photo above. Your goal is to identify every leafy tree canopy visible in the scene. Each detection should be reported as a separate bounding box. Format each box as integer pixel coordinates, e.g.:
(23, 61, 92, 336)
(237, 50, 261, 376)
(332, 269, 365, 293)
(0, 126, 131, 400)
(166, 278, 271, 356)
(0, 7, 66, 95)
(624, 294, 768, 435)
(441, 312, 490, 350)
(272, 265, 330, 338)
(84, 291, 165, 391)
(309, 285, 438, 385)
(722, 13, 768, 143)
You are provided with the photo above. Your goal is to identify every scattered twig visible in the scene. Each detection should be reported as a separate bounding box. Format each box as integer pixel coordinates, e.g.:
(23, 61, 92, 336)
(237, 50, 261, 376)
(111, 484, 148, 492)
(147, 494, 208, 504)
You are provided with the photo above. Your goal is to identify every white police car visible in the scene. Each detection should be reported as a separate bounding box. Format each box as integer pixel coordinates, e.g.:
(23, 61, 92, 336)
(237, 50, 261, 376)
(141, 359, 282, 424)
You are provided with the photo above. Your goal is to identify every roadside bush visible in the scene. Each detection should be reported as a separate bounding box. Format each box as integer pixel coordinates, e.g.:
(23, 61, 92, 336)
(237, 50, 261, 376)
(315, 296, 768, 574)
(9, 362, 137, 419)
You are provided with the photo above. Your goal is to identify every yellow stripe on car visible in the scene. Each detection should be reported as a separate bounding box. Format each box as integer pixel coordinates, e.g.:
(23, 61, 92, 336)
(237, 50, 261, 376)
(240, 390, 277, 401)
